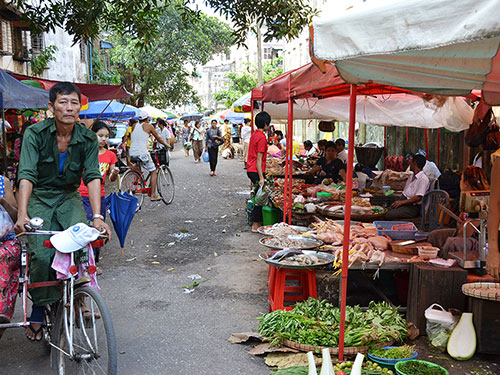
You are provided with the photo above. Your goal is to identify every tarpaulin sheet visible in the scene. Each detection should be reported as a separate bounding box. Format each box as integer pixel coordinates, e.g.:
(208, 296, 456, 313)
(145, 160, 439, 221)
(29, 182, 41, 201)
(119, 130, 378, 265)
(312, 0, 500, 104)
(0, 70, 49, 109)
(9, 72, 130, 101)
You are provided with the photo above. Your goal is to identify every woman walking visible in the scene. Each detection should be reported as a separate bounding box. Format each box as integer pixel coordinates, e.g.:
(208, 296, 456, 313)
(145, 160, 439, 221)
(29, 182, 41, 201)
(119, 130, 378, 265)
(191, 120, 204, 162)
(181, 120, 191, 157)
(205, 119, 222, 176)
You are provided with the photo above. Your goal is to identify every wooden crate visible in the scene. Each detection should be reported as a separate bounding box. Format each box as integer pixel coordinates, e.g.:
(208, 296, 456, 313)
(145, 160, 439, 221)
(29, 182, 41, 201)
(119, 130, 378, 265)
(406, 263, 467, 333)
(469, 297, 500, 354)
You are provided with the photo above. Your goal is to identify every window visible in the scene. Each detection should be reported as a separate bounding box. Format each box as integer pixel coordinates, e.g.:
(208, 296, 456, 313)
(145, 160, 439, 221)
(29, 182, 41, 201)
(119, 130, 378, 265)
(225, 52, 230, 60)
(0, 19, 13, 54)
(31, 33, 43, 55)
(13, 28, 30, 60)
(79, 42, 86, 62)
(263, 47, 272, 60)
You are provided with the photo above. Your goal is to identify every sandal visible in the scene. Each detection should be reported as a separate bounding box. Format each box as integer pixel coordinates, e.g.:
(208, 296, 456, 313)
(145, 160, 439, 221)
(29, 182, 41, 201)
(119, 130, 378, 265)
(150, 196, 162, 201)
(26, 323, 43, 342)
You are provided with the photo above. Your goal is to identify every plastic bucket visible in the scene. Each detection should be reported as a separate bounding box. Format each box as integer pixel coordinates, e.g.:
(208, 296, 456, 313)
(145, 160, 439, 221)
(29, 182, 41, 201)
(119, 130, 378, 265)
(262, 206, 282, 226)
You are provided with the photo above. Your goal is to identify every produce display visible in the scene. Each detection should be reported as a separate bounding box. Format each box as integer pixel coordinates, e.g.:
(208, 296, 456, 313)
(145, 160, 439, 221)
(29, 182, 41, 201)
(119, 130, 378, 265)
(395, 360, 447, 375)
(270, 361, 395, 375)
(259, 223, 304, 236)
(257, 298, 408, 348)
(368, 345, 415, 359)
(309, 219, 400, 270)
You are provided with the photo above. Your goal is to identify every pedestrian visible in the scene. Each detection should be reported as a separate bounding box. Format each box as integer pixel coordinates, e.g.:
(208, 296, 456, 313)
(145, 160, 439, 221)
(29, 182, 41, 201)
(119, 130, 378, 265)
(122, 117, 137, 166)
(232, 122, 240, 144)
(15, 82, 112, 341)
(181, 120, 191, 157)
(78, 120, 119, 273)
(241, 118, 252, 169)
(156, 118, 175, 166)
(205, 119, 222, 176)
(129, 111, 170, 200)
(335, 138, 347, 164)
(190, 120, 204, 163)
(247, 111, 271, 232)
(0, 171, 20, 339)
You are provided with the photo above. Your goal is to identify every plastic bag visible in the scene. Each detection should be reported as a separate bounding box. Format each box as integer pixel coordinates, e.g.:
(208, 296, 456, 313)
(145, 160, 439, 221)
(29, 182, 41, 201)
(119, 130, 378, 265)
(254, 186, 269, 206)
(0, 205, 14, 240)
(425, 303, 458, 352)
(202, 151, 209, 162)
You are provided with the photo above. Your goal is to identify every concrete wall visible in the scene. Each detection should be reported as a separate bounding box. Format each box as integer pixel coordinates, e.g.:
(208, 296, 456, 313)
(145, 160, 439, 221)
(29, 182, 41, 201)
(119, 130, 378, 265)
(43, 27, 88, 82)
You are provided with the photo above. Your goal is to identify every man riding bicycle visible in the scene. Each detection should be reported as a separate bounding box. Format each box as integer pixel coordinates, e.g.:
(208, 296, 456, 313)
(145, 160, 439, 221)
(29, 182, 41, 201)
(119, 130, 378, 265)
(14, 82, 112, 341)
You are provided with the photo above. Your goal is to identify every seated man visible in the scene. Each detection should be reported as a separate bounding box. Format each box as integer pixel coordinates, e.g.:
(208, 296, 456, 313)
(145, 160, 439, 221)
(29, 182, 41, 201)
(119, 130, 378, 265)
(308, 141, 346, 184)
(385, 154, 429, 220)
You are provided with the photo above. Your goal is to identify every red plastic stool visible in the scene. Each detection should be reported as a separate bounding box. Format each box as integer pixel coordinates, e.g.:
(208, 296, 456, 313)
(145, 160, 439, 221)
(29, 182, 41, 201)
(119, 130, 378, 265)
(268, 266, 317, 311)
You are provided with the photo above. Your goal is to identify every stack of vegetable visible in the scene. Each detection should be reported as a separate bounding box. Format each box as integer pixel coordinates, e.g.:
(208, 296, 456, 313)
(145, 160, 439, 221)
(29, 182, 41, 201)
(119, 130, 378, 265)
(368, 345, 415, 360)
(270, 360, 395, 375)
(258, 298, 408, 348)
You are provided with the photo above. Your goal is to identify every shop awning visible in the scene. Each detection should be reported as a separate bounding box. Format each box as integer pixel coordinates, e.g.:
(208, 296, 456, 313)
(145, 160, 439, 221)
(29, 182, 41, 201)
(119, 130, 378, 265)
(0, 70, 49, 109)
(9, 72, 131, 101)
(311, 0, 500, 104)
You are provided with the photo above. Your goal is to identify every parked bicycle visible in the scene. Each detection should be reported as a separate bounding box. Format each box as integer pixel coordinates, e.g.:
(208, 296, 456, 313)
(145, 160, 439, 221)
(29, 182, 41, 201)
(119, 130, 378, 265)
(120, 149, 175, 210)
(0, 218, 117, 374)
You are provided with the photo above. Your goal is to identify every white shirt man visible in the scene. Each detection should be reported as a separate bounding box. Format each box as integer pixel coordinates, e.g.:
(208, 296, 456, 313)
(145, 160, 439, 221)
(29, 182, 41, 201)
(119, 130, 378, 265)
(241, 120, 252, 169)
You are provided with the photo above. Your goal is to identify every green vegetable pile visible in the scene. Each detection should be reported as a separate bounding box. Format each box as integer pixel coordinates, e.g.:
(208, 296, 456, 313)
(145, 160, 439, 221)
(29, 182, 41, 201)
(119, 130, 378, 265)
(396, 360, 447, 375)
(258, 298, 408, 348)
(270, 360, 395, 375)
(368, 345, 415, 359)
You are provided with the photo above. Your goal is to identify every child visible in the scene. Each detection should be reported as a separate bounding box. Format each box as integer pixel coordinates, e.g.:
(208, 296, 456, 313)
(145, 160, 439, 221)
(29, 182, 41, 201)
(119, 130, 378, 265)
(78, 121, 119, 272)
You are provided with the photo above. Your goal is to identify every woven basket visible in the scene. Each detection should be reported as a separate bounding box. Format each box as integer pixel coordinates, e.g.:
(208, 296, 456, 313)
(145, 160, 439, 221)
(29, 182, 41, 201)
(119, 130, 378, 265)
(462, 282, 500, 302)
(282, 339, 394, 356)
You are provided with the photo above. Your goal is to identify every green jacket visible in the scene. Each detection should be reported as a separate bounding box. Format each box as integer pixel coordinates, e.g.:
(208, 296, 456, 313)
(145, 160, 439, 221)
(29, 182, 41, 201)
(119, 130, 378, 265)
(17, 118, 102, 194)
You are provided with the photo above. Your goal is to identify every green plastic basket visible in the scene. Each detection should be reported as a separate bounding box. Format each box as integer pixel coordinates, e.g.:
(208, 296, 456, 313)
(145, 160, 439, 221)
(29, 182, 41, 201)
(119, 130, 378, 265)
(395, 360, 448, 375)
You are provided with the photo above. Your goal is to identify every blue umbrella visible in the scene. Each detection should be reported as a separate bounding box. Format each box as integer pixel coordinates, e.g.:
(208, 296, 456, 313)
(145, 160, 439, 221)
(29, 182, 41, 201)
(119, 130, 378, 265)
(105, 192, 138, 255)
(80, 100, 138, 119)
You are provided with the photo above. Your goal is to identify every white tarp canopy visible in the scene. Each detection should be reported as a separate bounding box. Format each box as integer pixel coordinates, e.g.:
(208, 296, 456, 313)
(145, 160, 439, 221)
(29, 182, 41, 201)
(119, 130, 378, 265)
(312, 0, 500, 104)
(262, 95, 473, 131)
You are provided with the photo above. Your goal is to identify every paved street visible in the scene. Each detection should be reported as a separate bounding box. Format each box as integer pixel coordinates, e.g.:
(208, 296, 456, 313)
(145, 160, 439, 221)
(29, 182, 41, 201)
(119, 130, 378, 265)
(0, 146, 270, 375)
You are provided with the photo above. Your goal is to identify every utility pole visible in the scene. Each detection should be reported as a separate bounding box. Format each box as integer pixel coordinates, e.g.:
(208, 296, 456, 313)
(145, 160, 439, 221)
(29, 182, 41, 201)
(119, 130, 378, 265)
(256, 26, 263, 86)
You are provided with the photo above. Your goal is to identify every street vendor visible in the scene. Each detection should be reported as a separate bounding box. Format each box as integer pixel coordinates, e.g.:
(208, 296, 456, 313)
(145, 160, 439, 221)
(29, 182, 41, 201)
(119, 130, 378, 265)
(14, 82, 111, 341)
(384, 154, 429, 220)
(307, 141, 346, 184)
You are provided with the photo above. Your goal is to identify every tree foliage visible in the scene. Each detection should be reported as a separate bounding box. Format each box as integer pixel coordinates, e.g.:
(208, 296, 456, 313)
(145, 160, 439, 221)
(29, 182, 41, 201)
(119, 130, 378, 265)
(93, 5, 234, 108)
(30, 45, 58, 76)
(214, 57, 283, 108)
(9, 0, 315, 46)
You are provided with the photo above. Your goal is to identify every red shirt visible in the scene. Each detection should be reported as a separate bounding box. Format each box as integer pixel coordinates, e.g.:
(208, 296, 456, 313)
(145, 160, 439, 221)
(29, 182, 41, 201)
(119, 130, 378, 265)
(247, 130, 268, 173)
(78, 149, 118, 197)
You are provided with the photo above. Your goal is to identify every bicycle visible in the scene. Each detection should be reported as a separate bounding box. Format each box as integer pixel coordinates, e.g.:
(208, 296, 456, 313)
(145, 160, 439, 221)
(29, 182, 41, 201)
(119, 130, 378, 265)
(119, 149, 175, 211)
(0, 218, 117, 374)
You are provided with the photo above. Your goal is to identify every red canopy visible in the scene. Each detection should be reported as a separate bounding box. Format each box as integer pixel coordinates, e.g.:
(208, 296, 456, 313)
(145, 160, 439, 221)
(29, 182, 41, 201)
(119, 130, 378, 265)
(9, 73, 130, 101)
(254, 62, 412, 104)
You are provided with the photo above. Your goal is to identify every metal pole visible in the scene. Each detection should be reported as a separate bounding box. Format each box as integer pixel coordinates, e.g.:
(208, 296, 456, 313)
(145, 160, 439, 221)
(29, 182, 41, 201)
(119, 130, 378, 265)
(338, 84, 357, 361)
(0, 93, 7, 176)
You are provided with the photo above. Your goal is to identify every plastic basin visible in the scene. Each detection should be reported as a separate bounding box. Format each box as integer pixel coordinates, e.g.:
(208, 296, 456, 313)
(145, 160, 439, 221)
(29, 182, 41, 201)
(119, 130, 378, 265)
(367, 346, 418, 370)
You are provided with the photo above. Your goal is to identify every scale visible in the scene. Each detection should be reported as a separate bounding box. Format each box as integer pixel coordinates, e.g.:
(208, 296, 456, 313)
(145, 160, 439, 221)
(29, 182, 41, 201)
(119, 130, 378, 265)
(446, 190, 489, 270)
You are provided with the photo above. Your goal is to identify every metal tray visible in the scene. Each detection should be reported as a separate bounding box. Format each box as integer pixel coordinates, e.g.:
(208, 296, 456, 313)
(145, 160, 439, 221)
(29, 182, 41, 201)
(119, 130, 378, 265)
(257, 224, 312, 236)
(259, 250, 335, 269)
(259, 235, 324, 250)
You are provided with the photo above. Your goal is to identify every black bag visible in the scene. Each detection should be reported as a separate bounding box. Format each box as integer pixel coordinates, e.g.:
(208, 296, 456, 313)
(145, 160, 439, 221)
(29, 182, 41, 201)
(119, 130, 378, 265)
(438, 169, 461, 199)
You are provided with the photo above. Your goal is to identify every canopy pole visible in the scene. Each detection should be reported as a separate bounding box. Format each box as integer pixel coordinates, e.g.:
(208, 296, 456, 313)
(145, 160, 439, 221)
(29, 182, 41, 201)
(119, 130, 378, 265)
(425, 129, 429, 159)
(383, 126, 387, 160)
(338, 84, 357, 361)
(286, 93, 294, 224)
(96, 99, 113, 121)
(437, 129, 440, 168)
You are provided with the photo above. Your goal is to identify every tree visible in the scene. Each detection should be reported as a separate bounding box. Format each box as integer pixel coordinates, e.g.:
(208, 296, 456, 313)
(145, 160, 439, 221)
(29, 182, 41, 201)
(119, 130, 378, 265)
(10, 0, 316, 46)
(93, 5, 234, 108)
(213, 57, 283, 108)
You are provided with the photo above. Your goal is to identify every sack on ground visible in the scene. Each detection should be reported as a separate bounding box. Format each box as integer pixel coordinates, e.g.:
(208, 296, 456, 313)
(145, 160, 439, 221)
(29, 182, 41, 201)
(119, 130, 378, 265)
(425, 303, 458, 352)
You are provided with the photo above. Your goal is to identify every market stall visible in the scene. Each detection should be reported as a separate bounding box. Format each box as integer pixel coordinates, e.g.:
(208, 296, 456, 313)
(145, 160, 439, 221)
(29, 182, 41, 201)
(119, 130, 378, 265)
(304, 0, 500, 363)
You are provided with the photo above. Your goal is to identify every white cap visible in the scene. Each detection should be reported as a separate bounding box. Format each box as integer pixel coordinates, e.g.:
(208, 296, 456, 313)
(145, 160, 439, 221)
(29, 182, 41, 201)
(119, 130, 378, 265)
(50, 223, 100, 253)
(138, 111, 149, 121)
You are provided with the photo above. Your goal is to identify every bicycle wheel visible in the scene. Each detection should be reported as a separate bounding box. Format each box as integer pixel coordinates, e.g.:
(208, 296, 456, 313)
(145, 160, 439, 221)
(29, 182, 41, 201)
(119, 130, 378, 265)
(120, 169, 145, 211)
(52, 286, 117, 375)
(157, 166, 175, 205)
